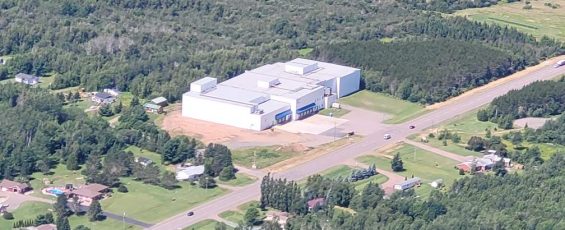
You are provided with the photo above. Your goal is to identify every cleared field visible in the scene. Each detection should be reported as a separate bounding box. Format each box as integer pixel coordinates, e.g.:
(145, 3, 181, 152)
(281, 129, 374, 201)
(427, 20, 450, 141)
(232, 146, 298, 169)
(101, 178, 227, 223)
(454, 0, 565, 41)
(339, 90, 427, 124)
(185, 219, 231, 230)
(318, 107, 350, 118)
(357, 144, 464, 186)
(219, 210, 243, 224)
(0, 202, 51, 230)
(314, 165, 389, 190)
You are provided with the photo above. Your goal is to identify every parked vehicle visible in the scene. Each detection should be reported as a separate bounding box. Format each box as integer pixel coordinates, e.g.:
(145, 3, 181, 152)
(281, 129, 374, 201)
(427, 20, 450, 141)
(554, 60, 565, 68)
(384, 134, 391, 140)
(187, 211, 194, 216)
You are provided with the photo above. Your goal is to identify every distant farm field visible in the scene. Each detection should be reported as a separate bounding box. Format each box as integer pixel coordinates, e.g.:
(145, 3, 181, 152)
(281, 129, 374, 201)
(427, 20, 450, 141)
(454, 0, 565, 41)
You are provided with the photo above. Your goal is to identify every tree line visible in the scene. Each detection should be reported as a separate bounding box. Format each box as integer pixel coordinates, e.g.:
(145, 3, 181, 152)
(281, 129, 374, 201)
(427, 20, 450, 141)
(477, 80, 565, 128)
(400, 0, 519, 13)
(259, 154, 565, 230)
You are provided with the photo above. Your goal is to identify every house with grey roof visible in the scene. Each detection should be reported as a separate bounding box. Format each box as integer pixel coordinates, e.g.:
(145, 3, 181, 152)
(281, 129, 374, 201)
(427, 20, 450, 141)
(143, 103, 163, 113)
(151, 96, 168, 106)
(91, 92, 115, 104)
(14, 73, 39, 85)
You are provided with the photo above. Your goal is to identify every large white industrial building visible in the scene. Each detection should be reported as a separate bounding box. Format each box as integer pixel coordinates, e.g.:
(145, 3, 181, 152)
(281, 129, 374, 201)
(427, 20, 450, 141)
(182, 58, 361, 131)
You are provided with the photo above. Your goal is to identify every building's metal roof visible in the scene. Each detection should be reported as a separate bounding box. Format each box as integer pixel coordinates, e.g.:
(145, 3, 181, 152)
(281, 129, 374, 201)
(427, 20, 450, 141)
(15, 73, 39, 81)
(151, 96, 168, 104)
(143, 103, 162, 110)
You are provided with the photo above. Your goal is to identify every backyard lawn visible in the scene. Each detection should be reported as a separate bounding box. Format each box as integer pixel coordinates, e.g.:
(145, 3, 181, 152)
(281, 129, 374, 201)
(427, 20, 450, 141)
(454, 0, 565, 42)
(318, 107, 350, 118)
(312, 165, 389, 191)
(125, 146, 165, 169)
(358, 144, 463, 186)
(185, 219, 232, 230)
(69, 215, 140, 230)
(0, 202, 52, 230)
(101, 178, 227, 223)
(29, 164, 87, 200)
(339, 90, 427, 124)
(219, 210, 243, 224)
(232, 146, 297, 169)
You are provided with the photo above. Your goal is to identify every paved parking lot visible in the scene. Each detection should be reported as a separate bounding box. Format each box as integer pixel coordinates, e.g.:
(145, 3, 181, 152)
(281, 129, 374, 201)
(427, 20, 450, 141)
(275, 115, 348, 135)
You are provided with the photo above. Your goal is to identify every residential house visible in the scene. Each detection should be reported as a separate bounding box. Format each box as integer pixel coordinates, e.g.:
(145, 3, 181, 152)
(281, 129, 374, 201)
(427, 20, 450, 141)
(0, 179, 31, 193)
(393, 177, 421, 191)
(176, 165, 205, 181)
(14, 73, 39, 85)
(143, 103, 163, 114)
(307, 197, 326, 211)
(264, 211, 289, 229)
(135, 156, 153, 167)
(151, 97, 168, 106)
(457, 154, 511, 173)
(69, 183, 109, 206)
(103, 88, 120, 97)
(91, 92, 115, 104)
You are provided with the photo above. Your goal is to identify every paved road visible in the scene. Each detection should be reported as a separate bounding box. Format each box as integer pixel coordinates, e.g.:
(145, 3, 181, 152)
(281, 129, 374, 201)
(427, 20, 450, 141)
(103, 211, 153, 228)
(149, 59, 565, 230)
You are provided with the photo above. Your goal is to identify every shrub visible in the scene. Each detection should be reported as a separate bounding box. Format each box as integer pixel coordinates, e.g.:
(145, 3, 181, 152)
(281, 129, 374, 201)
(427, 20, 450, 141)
(3, 212, 14, 220)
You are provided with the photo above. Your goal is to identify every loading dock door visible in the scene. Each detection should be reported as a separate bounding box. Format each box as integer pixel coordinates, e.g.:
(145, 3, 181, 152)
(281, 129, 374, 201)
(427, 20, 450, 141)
(275, 109, 292, 124)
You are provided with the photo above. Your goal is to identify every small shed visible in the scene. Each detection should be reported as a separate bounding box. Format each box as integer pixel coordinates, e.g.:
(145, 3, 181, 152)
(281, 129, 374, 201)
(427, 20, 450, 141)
(143, 103, 163, 114)
(151, 97, 168, 106)
(393, 177, 421, 191)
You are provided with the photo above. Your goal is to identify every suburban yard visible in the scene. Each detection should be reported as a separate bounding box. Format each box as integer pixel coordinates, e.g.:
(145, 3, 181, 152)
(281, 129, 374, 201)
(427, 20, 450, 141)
(217, 173, 257, 187)
(454, 0, 565, 42)
(312, 165, 389, 191)
(339, 90, 427, 124)
(29, 164, 87, 200)
(0, 201, 139, 230)
(357, 144, 464, 187)
(218, 201, 264, 225)
(101, 178, 227, 223)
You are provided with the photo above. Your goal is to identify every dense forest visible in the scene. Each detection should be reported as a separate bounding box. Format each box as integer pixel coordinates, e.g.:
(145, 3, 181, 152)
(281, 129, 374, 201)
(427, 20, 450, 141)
(477, 80, 565, 128)
(257, 154, 565, 230)
(400, 0, 519, 13)
(0, 0, 562, 103)
(317, 39, 521, 103)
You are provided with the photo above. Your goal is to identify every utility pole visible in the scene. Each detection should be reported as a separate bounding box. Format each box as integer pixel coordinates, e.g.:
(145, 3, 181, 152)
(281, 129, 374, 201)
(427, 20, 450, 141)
(330, 112, 336, 142)
(252, 151, 257, 169)
(123, 211, 126, 230)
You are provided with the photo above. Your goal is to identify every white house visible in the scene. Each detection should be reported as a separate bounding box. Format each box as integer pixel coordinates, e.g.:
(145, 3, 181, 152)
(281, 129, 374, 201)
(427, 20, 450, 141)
(91, 92, 115, 104)
(176, 165, 205, 181)
(182, 58, 361, 131)
(14, 73, 39, 85)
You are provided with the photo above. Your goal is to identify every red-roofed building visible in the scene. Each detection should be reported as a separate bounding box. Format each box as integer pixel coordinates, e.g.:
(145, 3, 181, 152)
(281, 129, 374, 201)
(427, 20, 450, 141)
(69, 183, 110, 206)
(307, 198, 326, 211)
(0, 179, 31, 193)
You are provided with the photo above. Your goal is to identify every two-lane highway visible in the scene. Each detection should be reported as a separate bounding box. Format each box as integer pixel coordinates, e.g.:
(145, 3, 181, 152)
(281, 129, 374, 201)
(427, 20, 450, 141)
(149, 57, 565, 230)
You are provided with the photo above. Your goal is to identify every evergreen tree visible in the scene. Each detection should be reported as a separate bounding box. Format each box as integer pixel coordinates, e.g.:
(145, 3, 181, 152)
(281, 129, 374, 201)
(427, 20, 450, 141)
(391, 153, 404, 172)
(199, 176, 216, 189)
(160, 171, 179, 189)
(113, 101, 123, 114)
(56, 216, 71, 230)
(87, 200, 103, 222)
(219, 165, 235, 181)
(130, 97, 140, 107)
(243, 207, 260, 226)
(54, 194, 69, 217)
(492, 160, 507, 177)
(66, 152, 80, 171)
(74, 225, 91, 230)
(98, 104, 114, 117)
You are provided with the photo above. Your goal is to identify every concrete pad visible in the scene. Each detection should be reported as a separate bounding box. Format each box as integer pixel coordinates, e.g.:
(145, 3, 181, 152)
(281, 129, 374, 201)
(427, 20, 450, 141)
(276, 115, 348, 135)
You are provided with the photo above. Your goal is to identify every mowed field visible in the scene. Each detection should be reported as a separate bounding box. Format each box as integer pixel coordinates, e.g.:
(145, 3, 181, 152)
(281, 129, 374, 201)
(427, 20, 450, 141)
(454, 0, 565, 41)
(339, 90, 427, 124)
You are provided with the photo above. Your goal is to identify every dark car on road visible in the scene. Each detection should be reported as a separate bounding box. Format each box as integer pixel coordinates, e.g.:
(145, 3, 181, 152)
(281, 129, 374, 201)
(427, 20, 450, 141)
(187, 211, 194, 216)
(409, 125, 415, 129)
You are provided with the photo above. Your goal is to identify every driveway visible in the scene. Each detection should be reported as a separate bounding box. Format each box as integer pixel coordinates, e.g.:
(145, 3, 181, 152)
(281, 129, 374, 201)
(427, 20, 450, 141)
(0, 191, 54, 211)
(404, 139, 467, 162)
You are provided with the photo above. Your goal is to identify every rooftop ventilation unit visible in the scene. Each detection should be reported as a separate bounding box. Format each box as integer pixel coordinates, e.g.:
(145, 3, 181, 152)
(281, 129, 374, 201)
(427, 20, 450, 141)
(191, 77, 217, 93)
(285, 59, 319, 75)
(257, 78, 280, 89)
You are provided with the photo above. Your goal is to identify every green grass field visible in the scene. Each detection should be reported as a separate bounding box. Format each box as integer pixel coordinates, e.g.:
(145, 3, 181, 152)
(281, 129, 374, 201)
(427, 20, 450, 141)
(357, 144, 463, 186)
(125, 146, 164, 168)
(454, 0, 565, 42)
(185, 219, 232, 230)
(318, 107, 350, 118)
(219, 210, 243, 224)
(314, 165, 389, 191)
(63, 99, 94, 112)
(298, 48, 314, 56)
(232, 146, 297, 169)
(217, 172, 257, 187)
(101, 178, 227, 223)
(0, 202, 52, 229)
(0, 201, 139, 230)
(339, 90, 427, 124)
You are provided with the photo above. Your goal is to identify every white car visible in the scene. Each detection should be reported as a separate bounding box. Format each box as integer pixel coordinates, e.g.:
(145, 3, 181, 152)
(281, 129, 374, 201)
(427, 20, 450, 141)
(554, 60, 565, 68)
(384, 134, 391, 140)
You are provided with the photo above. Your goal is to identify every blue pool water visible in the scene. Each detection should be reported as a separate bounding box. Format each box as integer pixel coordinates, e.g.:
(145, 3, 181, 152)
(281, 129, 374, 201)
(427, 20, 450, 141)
(48, 188, 64, 196)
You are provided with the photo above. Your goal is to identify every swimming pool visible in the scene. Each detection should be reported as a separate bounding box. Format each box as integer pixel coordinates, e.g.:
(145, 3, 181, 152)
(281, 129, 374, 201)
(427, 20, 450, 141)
(47, 188, 65, 196)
